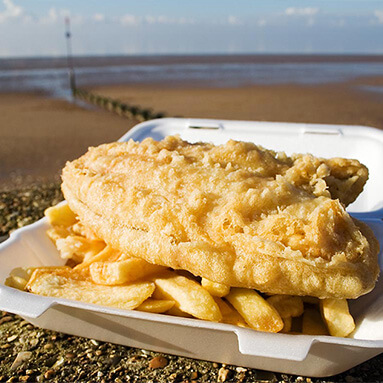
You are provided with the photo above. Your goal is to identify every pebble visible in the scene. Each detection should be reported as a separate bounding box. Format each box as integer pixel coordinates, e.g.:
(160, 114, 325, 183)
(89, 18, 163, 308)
(109, 355, 121, 366)
(129, 356, 140, 363)
(90, 339, 99, 346)
(19, 321, 29, 327)
(0, 344, 11, 349)
(212, 362, 219, 368)
(65, 352, 75, 359)
(43, 343, 54, 351)
(45, 357, 57, 367)
(44, 369, 55, 380)
(0, 316, 13, 325)
(236, 367, 247, 373)
(95, 350, 103, 356)
(149, 356, 168, 369)
(11, 351, 32, 370)
(7, 335, 17, 342)
(217, 367, 229, 382)
(30, 338, 39, 348)
(52, 356, 65, 368)
(190, 371, 198, 380)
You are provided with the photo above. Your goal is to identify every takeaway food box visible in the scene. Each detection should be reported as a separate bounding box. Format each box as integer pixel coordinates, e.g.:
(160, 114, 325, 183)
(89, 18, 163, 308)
(1, 118, 383, 377)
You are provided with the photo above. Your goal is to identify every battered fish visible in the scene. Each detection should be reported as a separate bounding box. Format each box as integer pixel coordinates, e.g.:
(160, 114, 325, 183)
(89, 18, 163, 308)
(62, 136, 379, 299)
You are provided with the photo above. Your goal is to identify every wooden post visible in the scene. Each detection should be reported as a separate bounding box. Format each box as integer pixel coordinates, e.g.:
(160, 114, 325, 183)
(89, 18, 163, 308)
(65, 17, 76, 95)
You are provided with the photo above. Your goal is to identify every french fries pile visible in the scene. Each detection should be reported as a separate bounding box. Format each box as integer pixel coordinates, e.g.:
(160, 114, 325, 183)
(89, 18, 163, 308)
(5, 203, 356, 338)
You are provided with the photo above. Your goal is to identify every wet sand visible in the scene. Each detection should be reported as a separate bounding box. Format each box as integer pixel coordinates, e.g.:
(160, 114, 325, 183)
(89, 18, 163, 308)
(0, 93, 137, 189)
(89, 77, 383, 127)
(1, 78, 383, 189)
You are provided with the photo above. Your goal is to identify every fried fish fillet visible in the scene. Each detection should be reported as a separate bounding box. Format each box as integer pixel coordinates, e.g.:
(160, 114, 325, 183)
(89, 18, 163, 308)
(62, 136, 379, 299)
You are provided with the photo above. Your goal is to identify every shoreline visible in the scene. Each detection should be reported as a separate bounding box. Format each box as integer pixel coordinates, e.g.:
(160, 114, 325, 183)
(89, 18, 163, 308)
(2, 53, 383, 70)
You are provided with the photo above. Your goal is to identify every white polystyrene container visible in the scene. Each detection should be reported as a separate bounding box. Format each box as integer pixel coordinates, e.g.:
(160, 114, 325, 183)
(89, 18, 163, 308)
(1, 118, 383, 377)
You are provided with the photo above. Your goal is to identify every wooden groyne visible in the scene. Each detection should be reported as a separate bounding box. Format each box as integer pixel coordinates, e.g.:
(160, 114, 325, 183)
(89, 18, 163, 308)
(73, 88, 166, 121)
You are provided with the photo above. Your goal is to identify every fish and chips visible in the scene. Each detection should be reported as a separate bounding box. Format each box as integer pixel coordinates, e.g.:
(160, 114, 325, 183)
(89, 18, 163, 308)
(5, 136, 380, 338)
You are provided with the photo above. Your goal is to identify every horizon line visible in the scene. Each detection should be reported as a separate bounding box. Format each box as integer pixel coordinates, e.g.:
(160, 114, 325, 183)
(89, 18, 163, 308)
(1, 52, 383, 61)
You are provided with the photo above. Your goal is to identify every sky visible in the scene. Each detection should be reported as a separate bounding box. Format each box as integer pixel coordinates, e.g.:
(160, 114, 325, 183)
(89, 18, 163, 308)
(0, 0, 383, 57)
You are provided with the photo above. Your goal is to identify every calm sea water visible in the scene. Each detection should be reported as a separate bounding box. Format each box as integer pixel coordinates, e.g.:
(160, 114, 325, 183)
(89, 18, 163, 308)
(1, 55, 383, 99)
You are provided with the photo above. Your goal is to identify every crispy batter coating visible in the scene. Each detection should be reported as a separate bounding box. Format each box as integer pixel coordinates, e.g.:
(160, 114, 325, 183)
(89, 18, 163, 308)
(62, 136, 379, 299)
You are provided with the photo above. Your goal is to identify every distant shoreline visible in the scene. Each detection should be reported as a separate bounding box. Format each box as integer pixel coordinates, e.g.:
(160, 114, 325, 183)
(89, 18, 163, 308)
(2, 54, 383, 98)
(2, 53, 383, 70)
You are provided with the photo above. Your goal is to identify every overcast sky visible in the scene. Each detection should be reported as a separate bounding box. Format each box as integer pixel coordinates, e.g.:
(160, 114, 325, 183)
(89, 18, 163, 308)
(1, 0, 383, 57)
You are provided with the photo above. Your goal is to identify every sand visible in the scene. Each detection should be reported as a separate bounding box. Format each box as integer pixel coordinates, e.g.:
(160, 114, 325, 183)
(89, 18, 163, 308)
(88, 78, 383, 127)
(1, 78, 382, 189)
(0, 93, 137, 189)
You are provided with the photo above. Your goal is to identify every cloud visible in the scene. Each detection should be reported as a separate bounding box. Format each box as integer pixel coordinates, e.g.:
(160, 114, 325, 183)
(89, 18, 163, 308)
(227, 15, 241, 26)
(333, 18, 346, 27)
(38, 7, 57, 24)
(145, 15, 195, 25)
(257, 19, 267, 27)
(374, 10, 383, 24)
(284, 7, 319, 27)
(285, 7, 319, 17)
(0, 0, 23, 23)
(0, 2, 81, 26)
(120, 14, 139, 26)
(93, 13, 105, 22)
(120, 14, 196, 26)
(36, 8, 82, 25)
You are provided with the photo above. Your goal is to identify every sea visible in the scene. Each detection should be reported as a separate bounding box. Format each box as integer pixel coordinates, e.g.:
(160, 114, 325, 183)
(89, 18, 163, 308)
(1, 54, 383, 100)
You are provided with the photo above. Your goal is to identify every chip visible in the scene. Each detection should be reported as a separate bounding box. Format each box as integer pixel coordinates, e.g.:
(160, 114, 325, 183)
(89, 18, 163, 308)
(320, 299, 355, 337)
(226, 288, 283, 333)
(89, 258, 166, 285)
(201, 278, 230, 297)
(26, 267, 155, 310)
(153, 271, 222, 322)
(136, 299, 175, 313)
(45, 204, 77, 227)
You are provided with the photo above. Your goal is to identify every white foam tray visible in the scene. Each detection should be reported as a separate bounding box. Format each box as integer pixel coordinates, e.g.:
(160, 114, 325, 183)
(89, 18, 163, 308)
(1, 118, 383, 377)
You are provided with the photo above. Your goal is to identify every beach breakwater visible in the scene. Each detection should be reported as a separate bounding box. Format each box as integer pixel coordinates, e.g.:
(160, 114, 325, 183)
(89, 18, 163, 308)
(73, 88, 166, 121)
